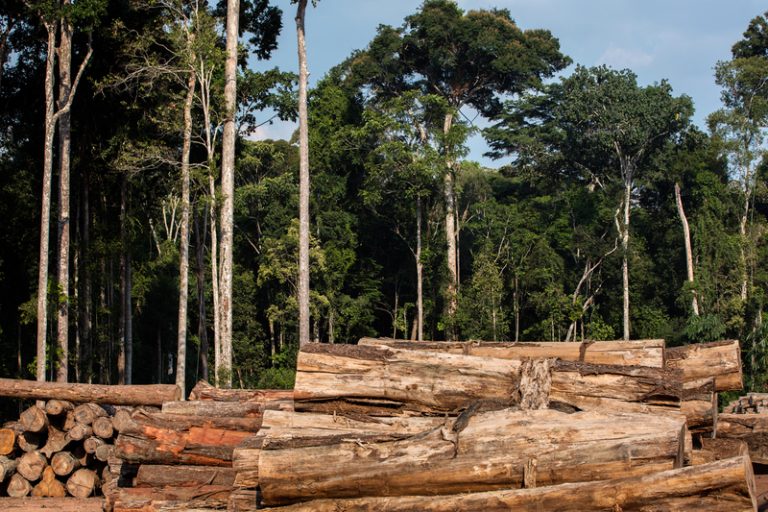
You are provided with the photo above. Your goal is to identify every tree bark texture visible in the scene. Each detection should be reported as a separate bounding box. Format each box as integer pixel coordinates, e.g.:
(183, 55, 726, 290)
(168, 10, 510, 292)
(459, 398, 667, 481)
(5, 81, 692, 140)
(717, 413, 768, 464)
(263, 456, 756, 512)
(296, 0, 310, 347)
(134, 465, 235, 488)
(188, 380, 293, 405)
(254, 408, 688, 506)
(665, 340, 743, 391)
(357, 337, 665, 367)
(443, 113, 458, 340)
(675, 182, 700, 316)
(0, 378, 180, 405)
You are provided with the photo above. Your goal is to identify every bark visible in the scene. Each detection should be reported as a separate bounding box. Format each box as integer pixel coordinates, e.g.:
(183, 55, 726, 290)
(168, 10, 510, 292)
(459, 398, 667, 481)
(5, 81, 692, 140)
(194, 214, 209, 384)
(45, 399, 73, 416)
(118, 177, 129, 384)
(40, 426, 68, 458)
(0, 378, 181, 405)
(256, 408, 688, 505)
(622, 181, 631, 340)
(443, 113, 458, 340)
(114, 408, 264, 434)
(36, 21, 57, 382)
(357, 338, 665, 367)
(161, 399, 265, 418)
(83, 436, 105, 454)
(81, 174, 92, 383)
(675, 182, 700, 316)
(0, 455, 18, 482)
(188, 380, 293, 404)
(19, 405, 49, 433)
(176, 71, 196, 399)
(56, 8, 73, 383)
(717, 413, 768, 464)
(265, 456, 756, 512)
(134, 465, 236, 487)
(66, 422, 92, 441)
(416, 197, 423, 341)
(691, 438, 748, 465)
(208, 176, 221, 387)
(665, 340, 743, 391)
(296, 0, 310, 347)
(218, 0, 239, 388)
(680, 377, 717, 434)
(0, 498, 103, 511)
(73, 402, 107, 425)
(109, 485, 231, 512)
(92, 416, 114, 439)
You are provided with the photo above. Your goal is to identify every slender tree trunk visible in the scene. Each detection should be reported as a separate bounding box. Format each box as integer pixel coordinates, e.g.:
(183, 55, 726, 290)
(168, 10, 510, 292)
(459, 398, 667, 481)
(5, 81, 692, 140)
(208, 179, 220, 386)
(442, 113, 458, 340)
(739, 166, 751, 303)
(674, 182, 699, 316)
(195, 213, 209, 384)
(125, 247, 132, 384)
(622, 181, 631, 341)
(36, 21, 58, 383)
(218, 0, 239, 387)
(81, 175, 92, 383)
(117, 177, 128, 385)
(55, 10, 72, 383)
(295, 0, 310, 347)
(415, 196, 423, 342)
(513, 274, 520, 342)
(176, 72, 195, 398)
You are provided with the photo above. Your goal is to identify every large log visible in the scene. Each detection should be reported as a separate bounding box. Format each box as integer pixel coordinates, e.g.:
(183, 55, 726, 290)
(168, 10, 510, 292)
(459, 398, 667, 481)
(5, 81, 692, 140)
(691, 438, 749, 465)
(0, 427, 17, 455)
(294, 344, 682, 416)
(109, 485, 232, 512)
(0, 378, 181, 405)
(17, 451, 47, 481)
(665, 340, 743, 391)
(92, 416, 114, 439)
(358, 337, 665, 367)
(51, 450, 81, 477)
(66, 468, 100, 498)
(717, 413, 768, 464)
(0, 498, 103, 511)
(115, 408, 264, 434)
(263, 456, 757, 512)
(255, 408, 688, 505)
(680, 377, 717, 433)
(189, 380, 294, 405)
(19, 405, 48, 433)
(134, 465, 236, 487)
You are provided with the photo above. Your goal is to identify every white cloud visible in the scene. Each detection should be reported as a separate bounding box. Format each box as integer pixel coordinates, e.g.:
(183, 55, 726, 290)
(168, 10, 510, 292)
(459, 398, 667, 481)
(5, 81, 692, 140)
(597, 44, 654, 69)
(247, 119, 297, 142)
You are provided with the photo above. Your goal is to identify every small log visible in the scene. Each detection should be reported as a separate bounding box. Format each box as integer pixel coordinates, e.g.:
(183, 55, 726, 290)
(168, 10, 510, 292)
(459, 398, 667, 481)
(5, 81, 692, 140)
(66, 468, 100, 498)
(109, 485, 232, 512)
(0, 378, 181, 405)
(62, 410, 77, 431)
(0, 498, 103, 511)
(717, 413, 768, 463)
(31, 466, 67, 497)
(263, 456, 757, 512)
(358, 337, 666, 367)
(19, 405, 48, 433)
(6, 473, 33, 497)
(51, 451, 81, 476)
(161, 400, 264, 418)
(115, 408, 263, 434)
(45, 400, 74, 416)
(17, 431, 44, 452)
(95, 443, 115, 462)
(256, 409, 688, 505)
(73, 403, 108, 425)
(0, 455, 18, 482)
(691, 438, 749, 465)
(92, 416, 114, 439)
(665, 340, 743, 391)
(40, 425, 69, 458)
(228, 489, 258, 512)
(66, 422, 93, 442)
(17, 451, 47, 481)
(84, 436, 105, 454)
(680, 378, 717, 433)
(134, 465, 236, 487)
(189, 380, 294, 405)
(0, 427, 17, 455)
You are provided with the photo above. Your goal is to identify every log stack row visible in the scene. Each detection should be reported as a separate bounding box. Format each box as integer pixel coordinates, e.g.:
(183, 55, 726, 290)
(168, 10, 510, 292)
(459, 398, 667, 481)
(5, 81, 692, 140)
(224, 337, 755, 511)
(108, 381, 292, 512)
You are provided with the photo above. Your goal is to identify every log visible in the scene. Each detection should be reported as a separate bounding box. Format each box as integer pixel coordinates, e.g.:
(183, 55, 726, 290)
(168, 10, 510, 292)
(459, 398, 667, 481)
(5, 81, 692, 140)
(134, 465, 236, 487)
(115, 423, 252, 466)
(115, 409, 263, 433)
(189, 380, 294, 405)
(17, 431, 44, 452)
(691, 438, 749, 465)
(19, 405, 48, 433)
(228, 489, 258, 512)
(680, 377, 717, 433)
(67, 422, 93, 441)
(255, 408, 688, 505)
(66, 468, 100, 498)
(45, 399, 74, 416)
(84, 436, 105, 454)
(17, 451, 47, 481)
(51, 450, 81, 476)
(0, 498, 103, 511)
(295, 344, 682, 416)
(95, 443, 115, 462)
(0, 455, 18, 482)
(92, 416, 114, 439)
(31, 466, 67, 498)
(0, 378, 181, 405)
(40, 426, 69, 458)
(6, 473, 33, 497)
(358, 337, 666, 367)
(161, 400, 264, 418)
(263, 456, 757, 512)
(109, 486, 232, 512)
(73, 403, 108, 425)
(0, 427, 17, 455)
(717, 413, 768, 463)
(665, 340, 743, 391)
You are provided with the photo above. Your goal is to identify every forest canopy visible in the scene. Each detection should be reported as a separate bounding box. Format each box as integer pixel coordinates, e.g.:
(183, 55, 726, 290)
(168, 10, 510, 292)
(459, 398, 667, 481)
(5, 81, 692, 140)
(1, 0, 768, 394)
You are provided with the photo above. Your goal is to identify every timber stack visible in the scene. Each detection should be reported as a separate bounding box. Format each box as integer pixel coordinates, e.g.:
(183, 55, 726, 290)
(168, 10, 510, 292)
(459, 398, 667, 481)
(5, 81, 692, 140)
(0, 380, 179, 509)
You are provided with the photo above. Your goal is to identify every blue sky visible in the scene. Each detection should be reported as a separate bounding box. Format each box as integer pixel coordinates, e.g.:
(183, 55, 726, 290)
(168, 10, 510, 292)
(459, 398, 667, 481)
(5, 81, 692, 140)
(254, 0, 766, 167)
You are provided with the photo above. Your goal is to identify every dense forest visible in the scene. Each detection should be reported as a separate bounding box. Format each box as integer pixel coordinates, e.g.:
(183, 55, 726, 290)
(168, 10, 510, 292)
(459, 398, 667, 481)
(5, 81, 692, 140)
(1, 0, 768, 395)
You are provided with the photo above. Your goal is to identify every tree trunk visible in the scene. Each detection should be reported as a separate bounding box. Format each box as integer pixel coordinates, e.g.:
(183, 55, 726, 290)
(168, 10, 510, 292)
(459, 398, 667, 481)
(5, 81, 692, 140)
(109, 486, 232, 512)
(36, 21, 58, 382)
(443, 113, 458, 340)
(416, 196, 423, 341)
(262, 456, 756, 512)
(208, 177, 221, 386)
(218, 0, 239, 388)
(56, 10, 72, 383)
(622, 181, 631, 340)
(296, 0, 310, 347)
(194, 214, 209, 384)
(176, 72, 196, 399)
(188, 380, 294, 404)
(134, 465, 236, 488)
(664, 340, 743, 391)
(81, 174, 92, 383)
(0, 378, 180, 404)
(675, 182, 699, 316)
(255, 408, 687, 505)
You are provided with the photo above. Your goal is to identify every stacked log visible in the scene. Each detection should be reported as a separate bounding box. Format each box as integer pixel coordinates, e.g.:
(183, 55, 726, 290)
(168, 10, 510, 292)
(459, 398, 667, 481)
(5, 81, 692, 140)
(110, 382, 292, 512)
